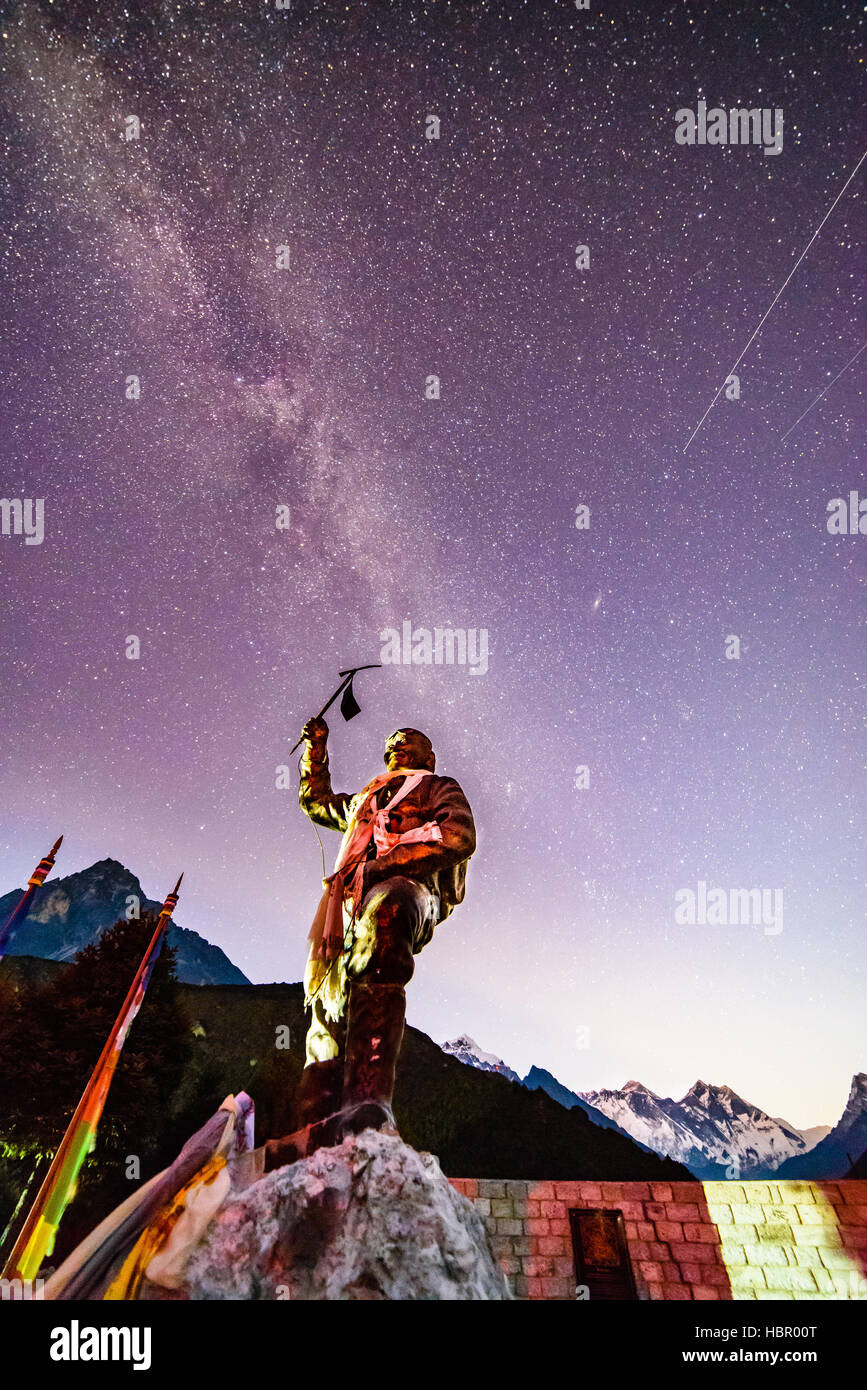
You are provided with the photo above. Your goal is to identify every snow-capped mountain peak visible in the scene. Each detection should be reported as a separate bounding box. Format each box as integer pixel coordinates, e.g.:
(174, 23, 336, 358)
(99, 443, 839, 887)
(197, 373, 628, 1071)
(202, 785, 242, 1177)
(437, 1031, 857, 1179)
(579, 1078, 829, 1177)
(441, 1035, 521, 1084)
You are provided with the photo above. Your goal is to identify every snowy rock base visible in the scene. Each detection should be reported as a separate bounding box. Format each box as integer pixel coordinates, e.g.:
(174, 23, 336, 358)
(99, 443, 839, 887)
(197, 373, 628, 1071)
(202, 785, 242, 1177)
(155, 1130, 511, 1301)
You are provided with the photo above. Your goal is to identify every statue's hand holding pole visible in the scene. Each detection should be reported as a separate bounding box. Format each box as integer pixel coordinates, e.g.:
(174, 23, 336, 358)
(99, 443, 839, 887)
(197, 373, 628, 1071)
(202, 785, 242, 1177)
(300, 717, 329, 753)
(289, 705, 334, 759)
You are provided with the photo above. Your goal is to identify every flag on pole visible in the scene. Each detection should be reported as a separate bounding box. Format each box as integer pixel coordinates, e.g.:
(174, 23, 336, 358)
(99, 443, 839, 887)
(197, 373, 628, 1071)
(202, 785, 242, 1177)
(287, 663, 381, 757)
(1, 873, 183, 1283)
(339, 674, 362, 722)
(0, 835, 63, 961)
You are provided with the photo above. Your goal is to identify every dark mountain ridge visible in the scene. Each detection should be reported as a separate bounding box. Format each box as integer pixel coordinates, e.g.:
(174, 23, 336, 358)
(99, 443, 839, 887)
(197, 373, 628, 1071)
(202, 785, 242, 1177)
(0, 858, 248, 986)
(776, 1073, 867, 1180)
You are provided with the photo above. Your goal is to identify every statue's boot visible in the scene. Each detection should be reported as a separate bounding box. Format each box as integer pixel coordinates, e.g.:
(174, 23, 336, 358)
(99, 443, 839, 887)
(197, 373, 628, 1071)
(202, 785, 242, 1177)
(263, 1057, 344, 1171)
(296, 1056, 345, 1129)
(340, 981, 405, 1138)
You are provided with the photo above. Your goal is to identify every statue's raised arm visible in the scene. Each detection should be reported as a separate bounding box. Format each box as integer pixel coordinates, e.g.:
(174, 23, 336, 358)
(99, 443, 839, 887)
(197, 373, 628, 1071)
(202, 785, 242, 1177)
(298, 717, 356, 833)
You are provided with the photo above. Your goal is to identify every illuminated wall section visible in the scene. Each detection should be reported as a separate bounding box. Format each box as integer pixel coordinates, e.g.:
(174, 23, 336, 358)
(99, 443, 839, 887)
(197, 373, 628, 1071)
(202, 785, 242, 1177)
(448, 1178, 867, 1301)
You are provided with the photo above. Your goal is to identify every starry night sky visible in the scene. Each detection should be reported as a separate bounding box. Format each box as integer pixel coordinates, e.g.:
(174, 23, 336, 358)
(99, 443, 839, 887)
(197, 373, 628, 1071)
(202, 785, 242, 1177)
(1, 0, 863, 1128)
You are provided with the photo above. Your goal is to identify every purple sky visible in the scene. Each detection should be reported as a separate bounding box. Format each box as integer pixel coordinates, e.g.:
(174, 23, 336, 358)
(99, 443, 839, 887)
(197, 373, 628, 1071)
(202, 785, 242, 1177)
(1, 0, 864, 1129)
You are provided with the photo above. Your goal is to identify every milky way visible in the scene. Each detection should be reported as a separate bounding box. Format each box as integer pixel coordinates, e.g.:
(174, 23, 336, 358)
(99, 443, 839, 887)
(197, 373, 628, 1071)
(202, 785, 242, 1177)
(1, 0, 863, 1127)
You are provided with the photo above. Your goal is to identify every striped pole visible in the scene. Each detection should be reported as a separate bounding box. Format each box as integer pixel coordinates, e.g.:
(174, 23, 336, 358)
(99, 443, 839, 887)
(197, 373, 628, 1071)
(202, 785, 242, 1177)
(0, 836, 63, 961)
(1, 873, 183, 1282)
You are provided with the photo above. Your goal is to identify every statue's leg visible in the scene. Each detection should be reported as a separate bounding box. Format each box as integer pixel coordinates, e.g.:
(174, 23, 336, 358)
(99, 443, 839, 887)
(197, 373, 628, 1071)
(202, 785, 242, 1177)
(341, 876, 437, 1138)
(263, 981, 347, 1172)
(264, 880, 436, 1167)
(297, 997, 346, 1126)
(305, 994, 344, 1063)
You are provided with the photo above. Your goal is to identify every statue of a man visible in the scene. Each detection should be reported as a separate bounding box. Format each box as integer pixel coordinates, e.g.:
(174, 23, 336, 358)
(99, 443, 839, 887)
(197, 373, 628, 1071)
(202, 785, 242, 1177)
(265, 721, 476, 1170)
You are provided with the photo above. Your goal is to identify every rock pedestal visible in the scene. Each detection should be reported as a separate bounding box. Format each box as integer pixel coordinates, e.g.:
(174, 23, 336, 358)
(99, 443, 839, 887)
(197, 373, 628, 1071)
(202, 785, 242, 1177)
(155, 1130, 511, 1301)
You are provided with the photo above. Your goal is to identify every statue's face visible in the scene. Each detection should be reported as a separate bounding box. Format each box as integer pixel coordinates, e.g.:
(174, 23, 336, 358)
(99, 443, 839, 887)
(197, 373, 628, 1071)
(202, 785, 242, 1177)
(384, 728, 435, 772)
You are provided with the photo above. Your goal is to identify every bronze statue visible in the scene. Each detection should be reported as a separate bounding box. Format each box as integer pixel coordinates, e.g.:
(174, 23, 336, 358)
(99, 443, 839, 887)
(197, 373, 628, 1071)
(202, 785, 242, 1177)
(264, 721, 476, 1170)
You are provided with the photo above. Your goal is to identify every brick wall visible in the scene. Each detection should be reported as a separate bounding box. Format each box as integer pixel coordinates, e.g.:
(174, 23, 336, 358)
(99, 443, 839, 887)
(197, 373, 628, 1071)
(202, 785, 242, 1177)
(447, 1178, 867, 1301)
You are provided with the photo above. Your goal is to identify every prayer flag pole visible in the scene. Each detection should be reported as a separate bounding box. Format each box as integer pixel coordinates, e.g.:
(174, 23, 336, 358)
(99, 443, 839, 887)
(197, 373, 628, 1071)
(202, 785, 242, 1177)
(1, 873, 183, 1282)
(0, 835, 63, 961)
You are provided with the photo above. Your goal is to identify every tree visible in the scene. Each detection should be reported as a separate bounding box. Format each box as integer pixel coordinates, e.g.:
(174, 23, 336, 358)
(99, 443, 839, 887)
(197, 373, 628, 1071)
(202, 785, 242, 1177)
(0, 915, 192, 1260)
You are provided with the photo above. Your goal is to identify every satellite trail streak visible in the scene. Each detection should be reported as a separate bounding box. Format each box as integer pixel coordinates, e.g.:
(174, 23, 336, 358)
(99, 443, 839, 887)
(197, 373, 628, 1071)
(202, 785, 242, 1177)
(780, 341, 867, 443)
(683, 147, 867, 453)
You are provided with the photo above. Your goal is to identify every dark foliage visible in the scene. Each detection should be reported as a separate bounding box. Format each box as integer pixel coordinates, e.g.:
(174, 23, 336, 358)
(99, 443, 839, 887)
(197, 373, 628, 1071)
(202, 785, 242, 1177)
(1, 956, 690, 1268)
(0, 920, 191, 1261)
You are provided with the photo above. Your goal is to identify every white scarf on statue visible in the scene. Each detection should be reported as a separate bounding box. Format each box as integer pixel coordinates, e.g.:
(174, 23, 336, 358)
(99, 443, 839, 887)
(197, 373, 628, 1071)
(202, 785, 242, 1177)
(305, 767, 442, 984)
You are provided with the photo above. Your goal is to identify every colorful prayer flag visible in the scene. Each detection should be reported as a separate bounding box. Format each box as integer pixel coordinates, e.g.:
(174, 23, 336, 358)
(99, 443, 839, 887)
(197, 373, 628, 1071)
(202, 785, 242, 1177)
(1, 874, 183, 1282)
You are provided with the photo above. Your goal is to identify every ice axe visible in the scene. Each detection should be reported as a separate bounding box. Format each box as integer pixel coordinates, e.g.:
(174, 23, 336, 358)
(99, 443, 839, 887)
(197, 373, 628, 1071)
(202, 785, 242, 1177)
(288, 664, 382, 757)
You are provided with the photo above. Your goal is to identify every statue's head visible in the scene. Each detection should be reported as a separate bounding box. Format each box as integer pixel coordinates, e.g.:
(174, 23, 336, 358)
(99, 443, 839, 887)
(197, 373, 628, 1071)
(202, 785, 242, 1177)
(384, 728, 435, 773)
